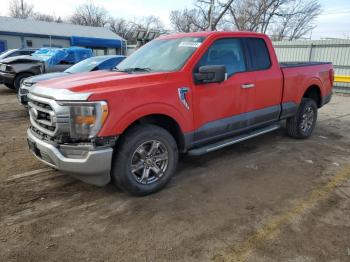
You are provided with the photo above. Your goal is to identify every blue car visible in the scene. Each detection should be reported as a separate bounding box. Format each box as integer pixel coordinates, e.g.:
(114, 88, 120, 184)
(18, 55, 126, 106)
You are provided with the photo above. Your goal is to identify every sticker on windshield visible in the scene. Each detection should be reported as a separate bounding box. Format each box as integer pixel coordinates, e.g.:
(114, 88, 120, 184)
(179, 42, 202, 48)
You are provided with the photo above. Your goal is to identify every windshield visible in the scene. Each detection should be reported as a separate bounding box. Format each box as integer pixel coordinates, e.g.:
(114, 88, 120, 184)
(117, 37, 205, 72)
(65, 56, 109, 74)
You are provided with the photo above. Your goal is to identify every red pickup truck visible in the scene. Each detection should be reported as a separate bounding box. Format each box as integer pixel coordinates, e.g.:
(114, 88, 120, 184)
(27, 31, 333, 195)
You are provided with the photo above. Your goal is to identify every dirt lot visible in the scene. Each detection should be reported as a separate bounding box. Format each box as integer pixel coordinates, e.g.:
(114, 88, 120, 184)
(0, 85, 349, 262)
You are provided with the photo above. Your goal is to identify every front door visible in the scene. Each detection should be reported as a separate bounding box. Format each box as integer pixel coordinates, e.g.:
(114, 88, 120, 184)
(191, 38, 256, 145)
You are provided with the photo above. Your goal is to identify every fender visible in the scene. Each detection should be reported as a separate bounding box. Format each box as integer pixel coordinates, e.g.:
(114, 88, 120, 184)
(298, 76, 323, 103)
(98, 102, 192, 137)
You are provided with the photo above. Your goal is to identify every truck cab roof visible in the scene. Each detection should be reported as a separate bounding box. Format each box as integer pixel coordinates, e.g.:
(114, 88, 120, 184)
(159, 31, 268, 40)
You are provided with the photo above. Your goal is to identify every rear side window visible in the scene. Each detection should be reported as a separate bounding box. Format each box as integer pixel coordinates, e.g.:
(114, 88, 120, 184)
(196, 38, 246, 77)
(245, 38, 271, 71)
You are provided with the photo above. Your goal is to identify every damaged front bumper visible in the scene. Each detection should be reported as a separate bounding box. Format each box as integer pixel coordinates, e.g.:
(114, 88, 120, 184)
(27, 128, 114, 186)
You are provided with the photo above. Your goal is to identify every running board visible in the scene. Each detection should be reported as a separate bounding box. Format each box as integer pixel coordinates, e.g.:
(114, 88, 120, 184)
(188, 124, 280, 156)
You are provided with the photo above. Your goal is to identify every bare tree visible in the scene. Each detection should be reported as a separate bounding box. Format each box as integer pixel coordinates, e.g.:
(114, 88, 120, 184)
(170, 9, 206, 32)
(69, 1, 108, 27)
(170, 0, 234, 32)
(272, 0, 321, 40)
(33, 13, 63, 23)
(171, 0, 321, 40)
(108, 17, 136, 40)
(196, 0, 235, 30)
(9, 0, 34, 19)
(227, 0, 321, 39)
(134, 16, 165, 32)
(108, 16, 165, 41)
(227, 0, 288, 32)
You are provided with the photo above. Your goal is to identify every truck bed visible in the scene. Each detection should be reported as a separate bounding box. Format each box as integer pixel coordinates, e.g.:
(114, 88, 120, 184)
(280, 62, 332, 68)
(280, 62, 333, 106)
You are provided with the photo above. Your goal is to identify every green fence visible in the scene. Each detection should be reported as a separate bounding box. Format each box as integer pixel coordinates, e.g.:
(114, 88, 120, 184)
(273, 39, 350, 93)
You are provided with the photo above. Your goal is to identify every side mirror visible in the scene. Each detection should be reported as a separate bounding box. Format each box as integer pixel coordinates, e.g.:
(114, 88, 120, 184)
(194, 65, 226, 84)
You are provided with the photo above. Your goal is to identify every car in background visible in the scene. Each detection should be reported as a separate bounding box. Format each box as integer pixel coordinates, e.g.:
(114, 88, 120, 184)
(18, 55, 126, 106)
(0, 47, 92, 91)
(0, 48, 38, 62)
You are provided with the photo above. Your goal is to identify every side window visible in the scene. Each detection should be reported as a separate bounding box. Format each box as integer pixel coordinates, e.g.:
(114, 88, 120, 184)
(197, 38, 246, 76)
(98, 59, 117, 70)
(245, 38, 271, 70)
(20, 51, 31, 55)
(24, 51, 34, 55)
(26, 40, 33, 47)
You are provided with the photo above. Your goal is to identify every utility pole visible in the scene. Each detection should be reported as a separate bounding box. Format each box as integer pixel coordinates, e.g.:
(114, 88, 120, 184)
(21, 0, 24, 18)
(208, 0, 214, 31)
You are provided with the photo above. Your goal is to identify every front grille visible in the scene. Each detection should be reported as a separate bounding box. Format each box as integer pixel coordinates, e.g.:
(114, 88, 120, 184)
(28, 97, 57, 136)
(30, 99, 53, 110)
(27, 93, 70, 138)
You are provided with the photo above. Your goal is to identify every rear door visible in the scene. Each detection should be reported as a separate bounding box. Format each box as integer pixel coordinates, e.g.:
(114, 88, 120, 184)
(242, 38, 283, 125)
(192, 37, 257, 144)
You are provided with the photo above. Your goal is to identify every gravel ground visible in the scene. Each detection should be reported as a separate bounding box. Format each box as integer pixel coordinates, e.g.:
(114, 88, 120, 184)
(0, 85, 349, 262)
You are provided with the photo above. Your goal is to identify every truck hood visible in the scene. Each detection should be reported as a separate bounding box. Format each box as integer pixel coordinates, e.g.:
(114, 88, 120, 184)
(1, 55, 41, 64)
(36, 70, 170, 94)
(24, 72, 70, 85)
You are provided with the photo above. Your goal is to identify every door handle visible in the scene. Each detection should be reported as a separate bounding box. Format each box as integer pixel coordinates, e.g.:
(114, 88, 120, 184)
(241, 83, 255, 89)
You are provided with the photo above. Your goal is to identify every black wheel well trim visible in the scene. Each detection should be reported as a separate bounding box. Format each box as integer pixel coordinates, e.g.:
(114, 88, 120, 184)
(120, 114, 189, 152)
(303, 85, 322, 107)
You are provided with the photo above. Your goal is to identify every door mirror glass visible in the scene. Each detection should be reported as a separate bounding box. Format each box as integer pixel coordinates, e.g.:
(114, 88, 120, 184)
(194, 65, 226, 83)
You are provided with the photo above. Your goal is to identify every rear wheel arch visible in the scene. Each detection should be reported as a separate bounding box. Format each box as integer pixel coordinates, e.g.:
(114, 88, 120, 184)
(302, 85, 322, 108)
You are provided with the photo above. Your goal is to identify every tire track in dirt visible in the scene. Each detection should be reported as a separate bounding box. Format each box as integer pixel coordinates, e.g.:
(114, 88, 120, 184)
(0, 110, 28, 122)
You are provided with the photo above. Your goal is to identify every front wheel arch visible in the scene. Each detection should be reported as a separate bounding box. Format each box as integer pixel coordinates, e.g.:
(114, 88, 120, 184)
(13, 72, 33, 91)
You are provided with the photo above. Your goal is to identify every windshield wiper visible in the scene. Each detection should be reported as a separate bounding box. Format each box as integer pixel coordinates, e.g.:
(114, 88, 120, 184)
(114, 67, 152, 73)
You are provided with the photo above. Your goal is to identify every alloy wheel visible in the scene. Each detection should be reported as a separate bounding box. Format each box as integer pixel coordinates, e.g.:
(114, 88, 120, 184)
(300, 106, 315, 133)
(130, 140, 169, 185)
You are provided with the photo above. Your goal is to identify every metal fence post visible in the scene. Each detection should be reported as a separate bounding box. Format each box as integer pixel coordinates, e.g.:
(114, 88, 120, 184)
(308, 44, 314, 62)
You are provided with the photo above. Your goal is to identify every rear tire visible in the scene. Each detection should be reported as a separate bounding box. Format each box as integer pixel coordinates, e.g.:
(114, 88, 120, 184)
(13, 73, 32, 92)
(111, 124, 178, 196)
(286, 98, 318, 139)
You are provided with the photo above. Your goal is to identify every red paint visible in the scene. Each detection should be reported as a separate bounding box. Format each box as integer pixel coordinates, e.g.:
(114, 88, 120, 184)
(39, 32, 333, 137)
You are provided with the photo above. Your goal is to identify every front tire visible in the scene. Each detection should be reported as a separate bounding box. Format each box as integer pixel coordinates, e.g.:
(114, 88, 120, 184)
(286, 98, 318, 139)
(13, 73, 32, 92)
(112, 124, 178, 196)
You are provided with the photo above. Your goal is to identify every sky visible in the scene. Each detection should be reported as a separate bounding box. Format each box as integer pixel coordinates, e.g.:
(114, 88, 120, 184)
(0, 0, 349, 39)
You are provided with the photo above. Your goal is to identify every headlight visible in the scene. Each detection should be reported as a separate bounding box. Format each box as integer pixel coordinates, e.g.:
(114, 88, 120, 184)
(59, 101, 108, 140)
(22, 81, 34, 87)
(0, 64, 12, 72)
